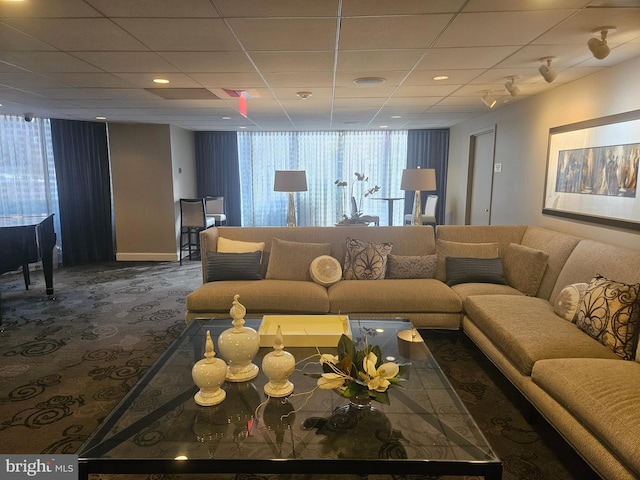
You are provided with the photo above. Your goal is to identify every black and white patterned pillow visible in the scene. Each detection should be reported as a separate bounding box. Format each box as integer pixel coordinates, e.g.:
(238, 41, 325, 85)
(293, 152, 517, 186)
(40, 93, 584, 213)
(343, 237, 393, 280)
(576, 274, 640, 360)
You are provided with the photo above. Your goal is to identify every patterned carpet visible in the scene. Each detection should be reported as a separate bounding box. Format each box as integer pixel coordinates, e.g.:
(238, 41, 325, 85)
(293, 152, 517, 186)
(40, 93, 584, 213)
(0, 260, 598, 480)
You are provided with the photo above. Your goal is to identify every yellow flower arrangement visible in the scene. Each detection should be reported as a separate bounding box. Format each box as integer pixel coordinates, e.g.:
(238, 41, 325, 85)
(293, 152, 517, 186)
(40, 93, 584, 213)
(308, 334, 409, 405)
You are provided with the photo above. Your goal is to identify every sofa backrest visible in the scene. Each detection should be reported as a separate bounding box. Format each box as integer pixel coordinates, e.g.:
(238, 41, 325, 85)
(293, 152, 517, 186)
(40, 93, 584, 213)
(200, 225, 436, 283)
(435, 225, 582, 300)
(435, 225, 527, 257)
(550, 239, 640, 304)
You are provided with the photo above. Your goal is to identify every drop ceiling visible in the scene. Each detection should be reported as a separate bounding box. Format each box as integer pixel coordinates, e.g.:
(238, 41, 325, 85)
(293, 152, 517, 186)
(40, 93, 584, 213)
(0, 0, 639, 131)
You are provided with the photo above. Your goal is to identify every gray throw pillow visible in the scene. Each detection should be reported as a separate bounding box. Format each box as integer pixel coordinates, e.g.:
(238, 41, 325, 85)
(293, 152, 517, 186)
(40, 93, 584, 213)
(206, 251, 262, 282)
(265, 238, 331, 281)
(446, 257, 507, 286)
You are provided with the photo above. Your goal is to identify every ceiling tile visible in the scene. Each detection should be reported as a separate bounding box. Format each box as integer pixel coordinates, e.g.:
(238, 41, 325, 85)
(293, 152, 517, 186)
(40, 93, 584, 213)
(0, 52, 101, 73)
(227, 18, 337, 51)
(71, 52, 180, 73)
(2, 18, 148, 51)
(342, 0, 466, 15)
(339, 15, 454, 50)
(213, 0, 340, 17)
(85, 0, 221, 17)
(157, 52, 256, 73)
(112, 18, 239, 51)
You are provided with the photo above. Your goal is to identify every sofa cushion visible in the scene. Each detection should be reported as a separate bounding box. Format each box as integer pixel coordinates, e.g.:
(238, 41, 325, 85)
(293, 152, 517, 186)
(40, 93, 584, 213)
(532, 358, 640, 476)
(464, 295, 619, 376)
(218, 236, 265, 253)
(206, 251, 262, 282)
(553, 282, 588, 322)
(435, 239, 499, 281)
(451, 282, 523, 304)
(503, 243, 549, 296)
(186, 279, 330, 314)
(576, 274, 640, 360)
(343, 237, 393, 280)
(329, 278, 461, 314)
(385, 254, 437, 279)
(266, 238, 331, 282)
(446, 257, 506, 286)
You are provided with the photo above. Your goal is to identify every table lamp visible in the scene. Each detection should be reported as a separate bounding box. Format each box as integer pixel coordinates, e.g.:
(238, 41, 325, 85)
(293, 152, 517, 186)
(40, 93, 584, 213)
(274, 170, 307, 227)
(400, 167, 436, 225)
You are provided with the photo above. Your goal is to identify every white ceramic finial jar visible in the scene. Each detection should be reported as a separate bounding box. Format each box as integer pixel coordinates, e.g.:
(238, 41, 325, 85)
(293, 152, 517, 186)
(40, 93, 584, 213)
(192, 330, 227, 406)
(218, 294, 260, 382)
(262, 325, 295, 397)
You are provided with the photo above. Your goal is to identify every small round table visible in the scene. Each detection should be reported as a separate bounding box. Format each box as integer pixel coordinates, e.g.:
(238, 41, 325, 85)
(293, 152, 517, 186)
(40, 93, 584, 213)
(372, 197, 404, 225)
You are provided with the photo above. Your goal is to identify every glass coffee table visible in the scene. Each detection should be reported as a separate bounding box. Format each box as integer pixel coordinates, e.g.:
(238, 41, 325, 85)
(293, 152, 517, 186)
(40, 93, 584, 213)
(78, 318, 501, 479)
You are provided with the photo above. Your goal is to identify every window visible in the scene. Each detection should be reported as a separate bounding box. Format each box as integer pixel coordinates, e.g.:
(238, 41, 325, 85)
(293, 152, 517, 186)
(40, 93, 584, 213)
(0, 114, 61, 245)
(237, 131, 408, 226)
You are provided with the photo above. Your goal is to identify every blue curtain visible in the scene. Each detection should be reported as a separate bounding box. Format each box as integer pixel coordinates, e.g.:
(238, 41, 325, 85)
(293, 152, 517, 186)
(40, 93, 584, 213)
(195, 131, 241, 226)
(405, 129, 449, 224)
(50, 119, 114, 266)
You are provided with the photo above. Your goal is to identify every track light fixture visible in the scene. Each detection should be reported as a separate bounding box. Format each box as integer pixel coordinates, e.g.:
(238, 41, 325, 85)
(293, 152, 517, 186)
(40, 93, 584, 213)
(588, 27, 614, 60)
(504, 76, 520, 97)
(538, 57, 557, 83)
(481, 91, 497, 108)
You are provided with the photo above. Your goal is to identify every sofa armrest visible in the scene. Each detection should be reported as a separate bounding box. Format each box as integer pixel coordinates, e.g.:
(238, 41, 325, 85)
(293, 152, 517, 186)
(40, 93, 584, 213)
(199, 227, 220, 283)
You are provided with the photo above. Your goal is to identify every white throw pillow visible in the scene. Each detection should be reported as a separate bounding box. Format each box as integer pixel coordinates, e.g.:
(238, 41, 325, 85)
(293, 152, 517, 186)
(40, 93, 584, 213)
(553, 283, 588, 322)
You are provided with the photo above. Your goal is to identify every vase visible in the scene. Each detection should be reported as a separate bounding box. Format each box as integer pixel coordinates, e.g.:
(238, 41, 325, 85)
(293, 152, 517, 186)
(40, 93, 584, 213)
(191, 330, 227, 406)
(217, 295, 260, 382)
(262, 325, 295, 397)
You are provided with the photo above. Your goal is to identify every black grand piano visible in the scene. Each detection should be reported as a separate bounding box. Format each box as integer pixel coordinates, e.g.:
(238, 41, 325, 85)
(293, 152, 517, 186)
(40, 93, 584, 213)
(0, 214, 57, 299)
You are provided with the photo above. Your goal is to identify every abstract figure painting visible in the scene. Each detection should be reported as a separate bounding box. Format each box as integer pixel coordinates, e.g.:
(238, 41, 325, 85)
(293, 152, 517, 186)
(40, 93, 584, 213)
(544, 110, 640, 230)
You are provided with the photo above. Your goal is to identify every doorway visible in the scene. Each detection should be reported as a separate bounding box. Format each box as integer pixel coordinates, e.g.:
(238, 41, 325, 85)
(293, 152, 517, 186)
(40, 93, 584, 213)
(466, 127, 496, 225)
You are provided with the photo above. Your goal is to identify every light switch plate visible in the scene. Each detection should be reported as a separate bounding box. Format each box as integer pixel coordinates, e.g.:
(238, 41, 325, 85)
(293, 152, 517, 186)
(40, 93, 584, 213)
(494, 163, 502, 173)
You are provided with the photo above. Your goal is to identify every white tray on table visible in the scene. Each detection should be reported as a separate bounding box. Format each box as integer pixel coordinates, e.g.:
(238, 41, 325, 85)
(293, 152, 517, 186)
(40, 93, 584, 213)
(258, 315, 351, 347)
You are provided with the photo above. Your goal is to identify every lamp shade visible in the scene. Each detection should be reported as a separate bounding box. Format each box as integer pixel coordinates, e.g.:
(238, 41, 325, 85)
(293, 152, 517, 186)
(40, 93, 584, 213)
(400, 168, 436, 191)
(274, 170, 307, 192)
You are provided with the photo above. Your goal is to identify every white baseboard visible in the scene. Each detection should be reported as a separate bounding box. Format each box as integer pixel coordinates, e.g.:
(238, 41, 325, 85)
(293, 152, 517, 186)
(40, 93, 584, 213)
(116, 252, 178, 262)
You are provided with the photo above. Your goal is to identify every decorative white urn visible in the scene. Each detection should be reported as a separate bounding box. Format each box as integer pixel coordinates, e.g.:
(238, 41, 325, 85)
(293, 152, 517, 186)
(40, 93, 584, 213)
(192, 330, 227, 406)
(218, 294, 260, 382)
(262, 325, 295, 397)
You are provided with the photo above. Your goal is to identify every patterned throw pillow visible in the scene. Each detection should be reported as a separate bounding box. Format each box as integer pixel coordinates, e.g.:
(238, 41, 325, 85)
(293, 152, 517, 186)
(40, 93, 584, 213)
(576, 274, 640, 360)
(343, 237, 393, 280)
(385, 254, 437, 279)
(553, 283, 588, 322)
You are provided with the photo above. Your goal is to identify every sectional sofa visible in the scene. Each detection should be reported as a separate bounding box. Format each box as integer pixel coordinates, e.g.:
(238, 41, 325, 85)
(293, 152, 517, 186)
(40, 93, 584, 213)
(186, 224, 640, 480)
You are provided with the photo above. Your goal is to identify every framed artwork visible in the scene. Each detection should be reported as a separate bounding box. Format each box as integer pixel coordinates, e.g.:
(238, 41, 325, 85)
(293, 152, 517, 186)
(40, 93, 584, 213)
(543, 109, 640, 230)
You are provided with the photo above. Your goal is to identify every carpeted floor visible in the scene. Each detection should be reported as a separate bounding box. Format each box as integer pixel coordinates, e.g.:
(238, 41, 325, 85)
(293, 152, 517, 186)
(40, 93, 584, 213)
(0, 261, 598, 480)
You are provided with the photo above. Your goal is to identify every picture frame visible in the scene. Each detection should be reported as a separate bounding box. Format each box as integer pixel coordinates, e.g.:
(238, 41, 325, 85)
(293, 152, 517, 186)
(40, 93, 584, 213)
(542, 109, 640, 231)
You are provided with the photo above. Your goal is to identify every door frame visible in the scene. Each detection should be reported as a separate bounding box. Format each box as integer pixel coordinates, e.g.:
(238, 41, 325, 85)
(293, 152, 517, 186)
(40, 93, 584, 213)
(465, 126, 496, 225)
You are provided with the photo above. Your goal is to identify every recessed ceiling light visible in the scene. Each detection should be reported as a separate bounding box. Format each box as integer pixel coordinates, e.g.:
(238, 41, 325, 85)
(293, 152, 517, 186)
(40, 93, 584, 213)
(222, 116, 231, 120)
(379, 125, 388, 129)
(432, 75, 449, 81)
(353, 77, 385, 86)
(239, 126, 247, 129)
(95, 116, 106, 120)
(153, 78, 170, 84)
(391, 115, 402, 119)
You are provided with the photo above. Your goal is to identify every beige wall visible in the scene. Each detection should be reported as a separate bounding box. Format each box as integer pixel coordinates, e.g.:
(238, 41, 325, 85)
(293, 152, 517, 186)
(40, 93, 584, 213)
(449, 56, 640, 250)
(109, 123, 195, 261)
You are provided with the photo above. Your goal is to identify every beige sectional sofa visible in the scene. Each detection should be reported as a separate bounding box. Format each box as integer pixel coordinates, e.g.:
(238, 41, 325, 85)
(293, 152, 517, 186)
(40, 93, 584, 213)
(186, 225, 462, 328)
(185, 223, 640, 479)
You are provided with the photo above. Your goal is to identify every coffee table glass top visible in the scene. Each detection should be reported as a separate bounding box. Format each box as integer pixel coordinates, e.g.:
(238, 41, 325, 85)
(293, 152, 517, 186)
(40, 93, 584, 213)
(78, 318, 501, 478)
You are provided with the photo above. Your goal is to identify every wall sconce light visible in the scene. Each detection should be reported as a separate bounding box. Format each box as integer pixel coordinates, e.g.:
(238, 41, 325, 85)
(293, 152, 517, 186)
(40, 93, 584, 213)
(481, 91, 497, 108)
(274, 170, 307, 227)
(504, 76, 520, 97)
(588, 27, 614, 60)
(538, 57, 557, 83)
